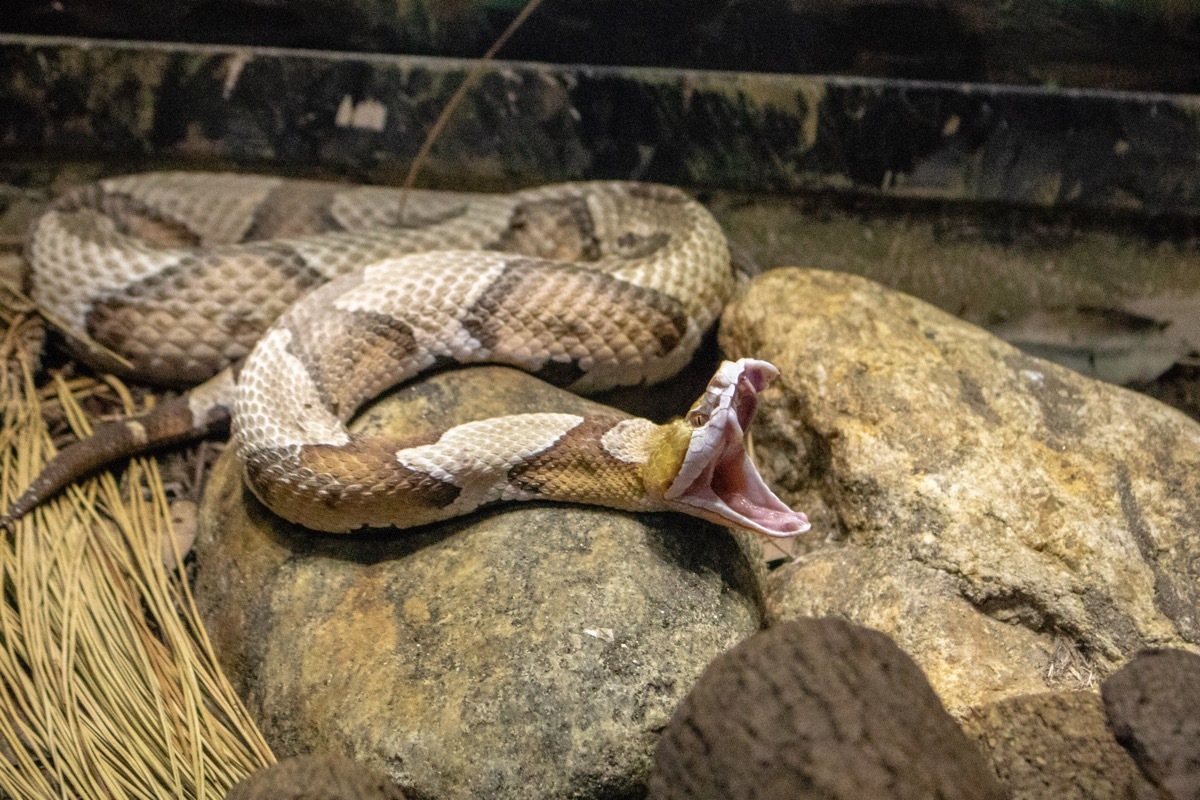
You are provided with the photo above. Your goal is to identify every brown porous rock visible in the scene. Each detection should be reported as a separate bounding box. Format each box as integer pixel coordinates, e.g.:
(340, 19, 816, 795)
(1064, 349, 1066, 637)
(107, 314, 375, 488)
(648, 617, 1005, 800)
(225, 753, 407, 800)
(1102, 648, 1200, 799)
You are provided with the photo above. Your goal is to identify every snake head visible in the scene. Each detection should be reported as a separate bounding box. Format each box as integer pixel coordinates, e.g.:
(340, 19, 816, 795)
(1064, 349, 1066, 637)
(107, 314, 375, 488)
(651, 358, 811, 538)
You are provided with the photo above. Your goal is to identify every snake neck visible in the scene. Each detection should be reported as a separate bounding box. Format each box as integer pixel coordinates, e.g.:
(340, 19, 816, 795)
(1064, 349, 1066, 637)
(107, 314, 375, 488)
(237, 360, 809, 539)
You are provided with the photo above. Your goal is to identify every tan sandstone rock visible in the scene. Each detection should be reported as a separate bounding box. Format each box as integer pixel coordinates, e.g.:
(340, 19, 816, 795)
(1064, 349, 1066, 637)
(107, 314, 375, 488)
(721, 268, 1200, 711)
(194, 365, 765, 800)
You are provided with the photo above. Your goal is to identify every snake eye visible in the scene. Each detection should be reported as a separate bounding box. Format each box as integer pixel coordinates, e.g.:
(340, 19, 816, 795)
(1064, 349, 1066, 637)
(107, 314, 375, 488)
(686, 409, 709, 427)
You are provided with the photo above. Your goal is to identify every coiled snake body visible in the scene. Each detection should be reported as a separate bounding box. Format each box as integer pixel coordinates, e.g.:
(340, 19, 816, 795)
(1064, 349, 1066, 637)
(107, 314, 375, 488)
(6, 172, 809, 537)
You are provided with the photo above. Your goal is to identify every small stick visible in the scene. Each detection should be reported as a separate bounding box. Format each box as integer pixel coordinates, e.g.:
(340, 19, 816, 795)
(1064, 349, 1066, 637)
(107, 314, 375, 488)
(403, 0, 548, 190)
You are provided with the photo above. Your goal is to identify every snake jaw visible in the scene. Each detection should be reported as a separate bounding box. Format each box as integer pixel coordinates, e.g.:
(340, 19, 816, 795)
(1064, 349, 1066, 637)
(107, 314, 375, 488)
(663, 359, 811, 538)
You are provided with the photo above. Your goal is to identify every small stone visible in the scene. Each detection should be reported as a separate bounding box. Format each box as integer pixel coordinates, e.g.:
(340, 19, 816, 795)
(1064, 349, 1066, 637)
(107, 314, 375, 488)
(195, 365, 765, 800)
(649, 617, 1005, 800)
(224, 753, 407, 800)
(959, 691, 1158, 800)
(721, 268, 1200, 710)
(1102, 648, 1200, 799)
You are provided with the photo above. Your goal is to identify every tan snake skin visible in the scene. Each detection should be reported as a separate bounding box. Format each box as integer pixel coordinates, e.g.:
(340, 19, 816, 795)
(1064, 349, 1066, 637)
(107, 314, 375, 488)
(6, 172, 809, 537)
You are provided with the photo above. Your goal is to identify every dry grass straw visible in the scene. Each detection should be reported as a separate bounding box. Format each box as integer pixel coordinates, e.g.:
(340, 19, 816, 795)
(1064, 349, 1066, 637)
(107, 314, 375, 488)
(0, 294, 273, 799)
(0, 8, 551, 789)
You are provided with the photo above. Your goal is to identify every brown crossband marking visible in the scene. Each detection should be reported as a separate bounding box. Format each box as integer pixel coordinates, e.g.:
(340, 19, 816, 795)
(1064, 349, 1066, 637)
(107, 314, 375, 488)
(298, 439, 461, 510)
(85, 242, 328, 383)
(461, 258, 691, 364)
(489, 196, 601, 262)
(103, 192, 206, 247)
(90, 242, 325, 309)
(615, 231, 671, 259)
(507, 414, 642, 503)
(245, 181, 345, 240)
(53, 185, 207, 247)
(390, 200, 470, 229)
(283, 308, 420, 418)
(243, 437, 461, 529)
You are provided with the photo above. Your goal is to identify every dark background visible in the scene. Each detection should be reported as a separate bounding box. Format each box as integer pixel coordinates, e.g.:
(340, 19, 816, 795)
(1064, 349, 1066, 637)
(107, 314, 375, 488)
(4, 0, 1200, 92)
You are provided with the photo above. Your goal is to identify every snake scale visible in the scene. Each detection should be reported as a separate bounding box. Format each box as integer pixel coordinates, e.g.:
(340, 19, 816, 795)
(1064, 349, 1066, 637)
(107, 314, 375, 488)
(4, 172, 810, 538)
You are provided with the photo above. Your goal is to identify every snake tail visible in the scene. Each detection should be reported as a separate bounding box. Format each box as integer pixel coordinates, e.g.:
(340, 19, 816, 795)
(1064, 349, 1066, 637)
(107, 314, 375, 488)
(2, 371, 235, 528)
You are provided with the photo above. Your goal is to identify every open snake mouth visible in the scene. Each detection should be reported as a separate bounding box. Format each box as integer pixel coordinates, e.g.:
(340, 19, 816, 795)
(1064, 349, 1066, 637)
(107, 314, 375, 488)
(664, 359, 811, 538)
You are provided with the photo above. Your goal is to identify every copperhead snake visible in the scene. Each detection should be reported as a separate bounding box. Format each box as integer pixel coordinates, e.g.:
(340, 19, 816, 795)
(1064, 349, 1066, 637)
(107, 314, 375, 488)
(4, 172, 809, 537)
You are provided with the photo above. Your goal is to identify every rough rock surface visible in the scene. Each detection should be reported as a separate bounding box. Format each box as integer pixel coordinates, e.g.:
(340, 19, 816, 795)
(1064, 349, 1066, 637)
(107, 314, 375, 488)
(721, 268, 1200, 710)
(649, 617, 1004, 800)
(958, 691, 1157, 799)
(765, 544, 1053, 707)
(194, 365, 765, 800)
(1102, 648, 1200, 799)
(225, 753, 407, 800)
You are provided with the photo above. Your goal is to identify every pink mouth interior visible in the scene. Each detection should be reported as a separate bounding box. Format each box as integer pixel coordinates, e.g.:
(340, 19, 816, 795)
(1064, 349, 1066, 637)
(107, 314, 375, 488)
(668, 365, 811, 538)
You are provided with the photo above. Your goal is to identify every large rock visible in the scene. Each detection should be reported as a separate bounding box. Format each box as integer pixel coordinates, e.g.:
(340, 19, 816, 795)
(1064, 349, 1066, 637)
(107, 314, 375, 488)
(1102, 648, 1200, 798)
(764, 544, 1052, 707)
(957, 691, 1157, 799)
(649, 617, 1005, 800)
(720, 268, 1200, 711)
(225, 753, 408, 800)
(194, 365, 765, 800)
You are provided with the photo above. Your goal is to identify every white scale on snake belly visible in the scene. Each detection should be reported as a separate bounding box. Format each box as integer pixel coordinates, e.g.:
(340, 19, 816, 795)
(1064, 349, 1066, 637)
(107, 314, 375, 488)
(235, 327, 351, 449)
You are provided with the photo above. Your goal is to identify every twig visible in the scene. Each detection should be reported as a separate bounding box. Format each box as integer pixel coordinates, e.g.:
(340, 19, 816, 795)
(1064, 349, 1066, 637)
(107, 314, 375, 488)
(403, 0, 548, 190)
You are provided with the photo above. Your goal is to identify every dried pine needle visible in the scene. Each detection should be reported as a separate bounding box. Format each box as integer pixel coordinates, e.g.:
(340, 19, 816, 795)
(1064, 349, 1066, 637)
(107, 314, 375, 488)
(0, 7, 561, 788)
(0, 306, 274, 800)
